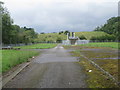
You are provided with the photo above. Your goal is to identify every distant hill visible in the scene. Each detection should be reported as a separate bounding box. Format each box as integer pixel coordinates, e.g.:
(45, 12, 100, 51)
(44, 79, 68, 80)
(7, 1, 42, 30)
(75, 31, 109, 40)
(37, 31, 109, 42)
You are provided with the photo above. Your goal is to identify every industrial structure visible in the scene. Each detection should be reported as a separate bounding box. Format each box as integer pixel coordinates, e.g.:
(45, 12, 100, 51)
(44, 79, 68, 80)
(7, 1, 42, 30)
(62, 32, 89, 45)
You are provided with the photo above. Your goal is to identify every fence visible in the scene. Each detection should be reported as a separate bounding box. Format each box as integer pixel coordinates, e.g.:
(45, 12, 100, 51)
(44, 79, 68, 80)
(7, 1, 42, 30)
(90, 40, 119, 43)
(62, 40, 90, 45)
(2, 43, 32, 47)
(2, 42, 58, 47)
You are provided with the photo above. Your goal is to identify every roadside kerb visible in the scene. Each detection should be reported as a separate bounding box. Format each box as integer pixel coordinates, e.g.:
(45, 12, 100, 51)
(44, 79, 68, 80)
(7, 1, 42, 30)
(1, 62, 30, 87)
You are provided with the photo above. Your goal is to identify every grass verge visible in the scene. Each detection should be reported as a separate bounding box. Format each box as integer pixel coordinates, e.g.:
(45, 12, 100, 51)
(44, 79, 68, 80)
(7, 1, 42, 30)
(2, 50, 40, 73)
(79, 42, 119, 49)
(15, 43, 57, 49)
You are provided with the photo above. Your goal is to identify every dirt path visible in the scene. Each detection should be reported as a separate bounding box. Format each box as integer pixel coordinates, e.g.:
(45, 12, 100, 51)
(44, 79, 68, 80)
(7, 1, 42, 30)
(3, 45, 87, 88)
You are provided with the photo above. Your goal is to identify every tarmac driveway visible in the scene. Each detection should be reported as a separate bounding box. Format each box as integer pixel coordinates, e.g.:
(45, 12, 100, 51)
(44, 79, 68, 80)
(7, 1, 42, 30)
(3, 45, 87, 88)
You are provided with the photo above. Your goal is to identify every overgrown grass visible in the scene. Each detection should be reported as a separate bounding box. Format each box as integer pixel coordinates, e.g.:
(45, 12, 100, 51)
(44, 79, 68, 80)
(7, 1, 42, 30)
(78, 59, 118, 88)
(2, 50, 40, 73)
(15, 43, 57, 49)
(79, 42, 119, 49)
(72, 50, 118, 88)
(64, 46, 119, 88)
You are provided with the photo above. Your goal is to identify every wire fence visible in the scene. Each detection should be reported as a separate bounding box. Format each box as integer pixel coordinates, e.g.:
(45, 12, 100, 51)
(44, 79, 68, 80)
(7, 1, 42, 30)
(2, 42, 57, 48)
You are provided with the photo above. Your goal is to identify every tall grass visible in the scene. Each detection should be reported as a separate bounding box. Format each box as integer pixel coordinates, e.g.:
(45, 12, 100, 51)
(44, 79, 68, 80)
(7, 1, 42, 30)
(2, 50, 40, 73)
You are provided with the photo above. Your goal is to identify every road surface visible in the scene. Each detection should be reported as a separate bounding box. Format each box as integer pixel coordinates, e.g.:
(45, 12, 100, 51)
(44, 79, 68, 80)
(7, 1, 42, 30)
(3, 45, 87, 88)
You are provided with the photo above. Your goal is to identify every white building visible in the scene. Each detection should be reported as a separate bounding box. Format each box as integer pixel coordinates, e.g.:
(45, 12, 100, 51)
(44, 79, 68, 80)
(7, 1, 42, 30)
(62, 32, 90, 45)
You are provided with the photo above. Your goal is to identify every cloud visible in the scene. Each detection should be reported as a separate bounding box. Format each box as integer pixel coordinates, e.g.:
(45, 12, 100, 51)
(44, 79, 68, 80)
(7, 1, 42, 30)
(2, 0, 119, 33)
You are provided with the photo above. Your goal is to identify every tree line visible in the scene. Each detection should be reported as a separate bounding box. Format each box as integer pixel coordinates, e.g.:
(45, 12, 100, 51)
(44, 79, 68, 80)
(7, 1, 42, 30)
(93, 16, 120, 42)
(1, 2, 38, 45)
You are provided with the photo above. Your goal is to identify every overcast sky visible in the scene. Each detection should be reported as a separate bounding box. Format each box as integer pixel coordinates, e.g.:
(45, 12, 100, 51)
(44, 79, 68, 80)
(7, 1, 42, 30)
(2, 0, 119, 33)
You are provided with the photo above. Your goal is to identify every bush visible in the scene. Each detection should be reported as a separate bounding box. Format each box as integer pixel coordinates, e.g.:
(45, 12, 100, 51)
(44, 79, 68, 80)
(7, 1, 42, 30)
(56, 37, 62, 43)
(79, 35, 87, 40)
(90, 35, 116, 42)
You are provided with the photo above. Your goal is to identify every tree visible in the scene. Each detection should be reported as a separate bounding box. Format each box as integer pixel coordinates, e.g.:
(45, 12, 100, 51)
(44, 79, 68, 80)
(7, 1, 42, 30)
(94, 26, 101, 31)
(59, 31, 64, 34)
(64, 30, 70, 35)
(40, 32, 45, 34)
(94, 16, 120, 41)
(1, 2, 38, 44)
(79, 35, 87, 40)
(2, 13, 13, 44)
(56, 37, 62, 43)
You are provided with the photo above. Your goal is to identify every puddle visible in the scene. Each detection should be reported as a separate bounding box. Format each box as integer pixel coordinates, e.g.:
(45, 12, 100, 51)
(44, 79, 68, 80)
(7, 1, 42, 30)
(66, 49, 75, 52)
(81, 48, 103, 51)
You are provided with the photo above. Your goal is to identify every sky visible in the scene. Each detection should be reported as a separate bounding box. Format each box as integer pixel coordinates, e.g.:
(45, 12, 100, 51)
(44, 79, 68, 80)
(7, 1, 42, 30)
(2, 0, 119, 33)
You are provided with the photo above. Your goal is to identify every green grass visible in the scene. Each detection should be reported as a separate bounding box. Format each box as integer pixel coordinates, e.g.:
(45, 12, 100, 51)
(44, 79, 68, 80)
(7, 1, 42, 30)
(79, 42, 119, 49)
(78, 59, 118, 88)
(1, 43, 57, 73)
(38, 31, 108, 42)
(72, 50, 118, 88)
(15, 43, 57, 49)
(38, 33, 67, 42)
(75, 31, 108, 40)
(64, 45, 119, 88)
(2, 50, 40, 73)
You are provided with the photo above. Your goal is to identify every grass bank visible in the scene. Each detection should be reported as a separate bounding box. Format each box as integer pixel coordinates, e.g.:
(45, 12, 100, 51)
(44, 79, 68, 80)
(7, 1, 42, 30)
(2, 50, 40, 73)
(15, 43, 57, 49)
(79, 42, 119, 49)
(38, 31, 108, 42)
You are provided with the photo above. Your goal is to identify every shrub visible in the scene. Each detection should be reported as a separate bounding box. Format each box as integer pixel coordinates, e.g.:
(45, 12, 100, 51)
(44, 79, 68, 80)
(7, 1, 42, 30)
(90, 35, 116, 42)
(79, 35, 87, 40)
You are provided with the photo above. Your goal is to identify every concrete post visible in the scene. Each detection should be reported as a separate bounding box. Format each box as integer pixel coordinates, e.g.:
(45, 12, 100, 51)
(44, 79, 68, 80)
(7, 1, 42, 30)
(74, 32, 75, 38)
(67, 33, 69, 40)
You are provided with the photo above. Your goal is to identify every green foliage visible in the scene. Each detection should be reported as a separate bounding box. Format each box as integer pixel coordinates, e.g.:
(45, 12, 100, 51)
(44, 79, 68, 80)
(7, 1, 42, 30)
(2, 50, 40, 73)
(37, 31, 109, 42)
(64, 30, 70, 35)
(58, 30, 70, 35)
(90, 35, 116, 42)
(94, 17, 120, 40)
(79, 35, 87, 40)
(40, 32, 45, 34)
(2, 3, 38, 44)
(56, 36, 62, 43)
(59, 31, 64, 34)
